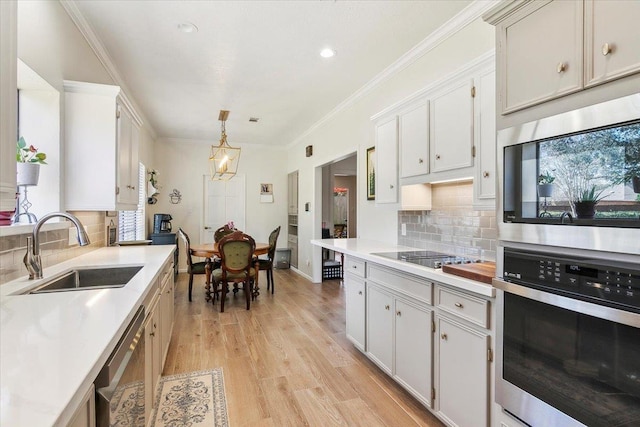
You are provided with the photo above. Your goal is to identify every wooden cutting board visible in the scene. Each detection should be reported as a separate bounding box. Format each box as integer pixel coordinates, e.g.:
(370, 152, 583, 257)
(442, 262, 496, 284)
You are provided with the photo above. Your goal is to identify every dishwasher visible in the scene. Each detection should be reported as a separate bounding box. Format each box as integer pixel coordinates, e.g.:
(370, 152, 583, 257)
(95, 306, 146, 427)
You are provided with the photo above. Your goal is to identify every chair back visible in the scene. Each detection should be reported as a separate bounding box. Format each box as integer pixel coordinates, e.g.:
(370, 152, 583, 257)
(214, 225, 237, 242)
(218, 231, 256, 274)
(178, 228, 193, 269)
(267, 226, 281, 261)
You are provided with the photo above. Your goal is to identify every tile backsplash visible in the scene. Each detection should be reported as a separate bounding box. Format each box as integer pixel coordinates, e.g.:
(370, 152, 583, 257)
(0, 211, 106, 285)
(398, 181, 497, 261)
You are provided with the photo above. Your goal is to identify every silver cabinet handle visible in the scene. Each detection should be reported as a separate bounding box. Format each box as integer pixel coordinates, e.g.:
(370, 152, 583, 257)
(385, 304, 390, 310)
(389, 184, 394, 189)
(441, 333, 448, 340)
(557, 62, 566, 73)
(358, 291, 363, 295)
(418, 158, 423, 164)
(602, 43, 612, 56)
(455, 302, 463, 308)
(483, 171, 489, 178)
(435, 154, 441, 160)
(396, 311, 402, 317)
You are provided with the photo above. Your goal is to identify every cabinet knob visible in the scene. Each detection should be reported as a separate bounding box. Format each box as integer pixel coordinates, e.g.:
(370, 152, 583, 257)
(455, 302, 464, 308)
(389, 184, 394, 189)
(204, 226, 212, 230)
(482, 171, 489, 178)
(358, 291, 363, 295)
(131, 186, 135, 190)
(396, 311, 402, 317)
(556, 62, 567, 73)
(385, 304, 390, 310)
(418, 158, 423, 164)
(602, 42, 612, 56)
(435, 154, 441, 160)
(150, 331, 155, 337)
(441, 333, 448, 340)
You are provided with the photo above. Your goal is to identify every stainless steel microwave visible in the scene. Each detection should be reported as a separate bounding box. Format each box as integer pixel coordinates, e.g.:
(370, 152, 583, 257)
(497, 94, 640, 255)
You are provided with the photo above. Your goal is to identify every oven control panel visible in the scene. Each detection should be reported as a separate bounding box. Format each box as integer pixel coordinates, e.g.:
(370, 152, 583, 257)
(503, 249, 640, 312)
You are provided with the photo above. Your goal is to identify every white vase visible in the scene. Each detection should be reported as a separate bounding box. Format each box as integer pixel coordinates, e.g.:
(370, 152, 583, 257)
(16, 163, 40, 186)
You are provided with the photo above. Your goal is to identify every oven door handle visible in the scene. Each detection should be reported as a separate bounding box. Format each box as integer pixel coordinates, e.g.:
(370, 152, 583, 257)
(493, 278, 640, 328)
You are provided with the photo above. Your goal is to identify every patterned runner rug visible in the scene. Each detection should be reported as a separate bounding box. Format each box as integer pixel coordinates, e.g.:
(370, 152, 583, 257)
(151, 368, 229, 427)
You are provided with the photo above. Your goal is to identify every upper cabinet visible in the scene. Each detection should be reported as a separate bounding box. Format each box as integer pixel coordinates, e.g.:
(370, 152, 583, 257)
(374, 115, 399, 204)
(287, 170, 298, 214)
(473, 69, 496, 210)
(430, 79, 474, 174)
(584, 0, 640, 87)
(399, 101, 429, 179)
(0, 1, 18, 214)
(485, 0, 640, 115)
(64, 81, 141, 211)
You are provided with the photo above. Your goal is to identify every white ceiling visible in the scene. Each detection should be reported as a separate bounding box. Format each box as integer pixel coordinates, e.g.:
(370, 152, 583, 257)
(70, 1, 473, 147)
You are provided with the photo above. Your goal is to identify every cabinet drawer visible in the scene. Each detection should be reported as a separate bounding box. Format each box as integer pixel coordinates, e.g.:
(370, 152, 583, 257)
(367, 264, 432, 305)
(436, 286, 488, 329)
(345, 257, 366, 278)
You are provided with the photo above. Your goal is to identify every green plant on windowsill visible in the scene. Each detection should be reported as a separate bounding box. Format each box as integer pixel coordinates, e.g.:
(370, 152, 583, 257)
(575, 185, 609, 203)
(537, 171, 555, 185)
(16, 137, 47, 164)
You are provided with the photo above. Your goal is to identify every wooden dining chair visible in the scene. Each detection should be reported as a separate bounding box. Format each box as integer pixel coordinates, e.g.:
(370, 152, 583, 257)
(257, 226, 280, 294)
(211, 231, 257, 312)
(178, 228, 207, 302)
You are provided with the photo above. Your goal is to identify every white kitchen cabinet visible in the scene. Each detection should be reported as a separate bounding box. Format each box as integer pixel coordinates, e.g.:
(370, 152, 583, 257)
(144, 292, 161, 423)
(288, 170, 298, 214)
(394, 298, 433, 408)
(430, 79, 474, 174)
(374, 115, 398, 204)
(399, 101, 429, 178)
(67, 384, 95, 427)
(344, 272, 366, 351)
(434, 284, 491, 427)
(473, 69, 497, 210)
(366, 283, 394, 373)
(159, 261, 175, 365)
(585, 0, 640, 87)
(0, 0, 17, 214)
(494, 0, 583, 114)
(64, 81, 141, 211)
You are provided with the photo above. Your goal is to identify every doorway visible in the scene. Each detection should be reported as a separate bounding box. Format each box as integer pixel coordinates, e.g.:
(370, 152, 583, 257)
(322, 154, 357, 239)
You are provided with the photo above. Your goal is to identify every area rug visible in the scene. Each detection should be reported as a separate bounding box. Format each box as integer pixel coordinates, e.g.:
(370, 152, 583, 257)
(151, 368, 229, 427)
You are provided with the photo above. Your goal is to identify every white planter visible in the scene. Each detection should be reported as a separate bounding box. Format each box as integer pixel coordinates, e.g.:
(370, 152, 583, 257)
(16, 163, 40, 186)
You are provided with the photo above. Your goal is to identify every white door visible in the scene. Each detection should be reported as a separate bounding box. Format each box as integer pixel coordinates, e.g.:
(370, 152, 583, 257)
(202, 174, 246, 243)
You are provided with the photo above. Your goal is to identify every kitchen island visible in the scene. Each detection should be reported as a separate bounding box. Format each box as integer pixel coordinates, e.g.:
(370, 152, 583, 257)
(0, 245, 175, 427)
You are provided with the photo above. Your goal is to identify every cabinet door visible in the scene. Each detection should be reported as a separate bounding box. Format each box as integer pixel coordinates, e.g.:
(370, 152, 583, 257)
(160, 265, 174, 365)
(366, 284, 393, 373)
(400, 101, 429, 178)
(430, 79, 474, 173)
(585, 0, 640, 87)
(473, 69, 496, 210)
(375, 116, 398, 204)
(0, 1, 17, 213)
(500, 0, 583, 113)
(116, 104, 139, 206)
(345, 274, 366, 351)
(67, 384, 96, 427)
(436, 315, 490, 427)
(145, 298, 162, 419)
(394, 299, 433, 408)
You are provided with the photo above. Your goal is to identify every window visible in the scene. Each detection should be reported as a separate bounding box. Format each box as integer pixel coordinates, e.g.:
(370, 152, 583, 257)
(119, 163, 146, 241)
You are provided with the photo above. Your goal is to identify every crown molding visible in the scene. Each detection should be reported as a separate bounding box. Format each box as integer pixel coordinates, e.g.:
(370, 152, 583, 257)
(60, 0, 157, 140)
(287, 0, 498, 149)
(159, 137, 286, 150)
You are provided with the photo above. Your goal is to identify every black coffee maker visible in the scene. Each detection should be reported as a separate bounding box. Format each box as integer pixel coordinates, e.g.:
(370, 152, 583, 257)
(153, 213, 172, 233)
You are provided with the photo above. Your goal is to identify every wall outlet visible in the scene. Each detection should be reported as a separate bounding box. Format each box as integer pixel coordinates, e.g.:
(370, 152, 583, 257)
(401, 223, 407, 236)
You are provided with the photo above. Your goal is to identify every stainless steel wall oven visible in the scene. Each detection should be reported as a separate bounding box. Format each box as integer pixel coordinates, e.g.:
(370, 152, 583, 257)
(494, 248, 640, 427)
(497, 93, 640, 256)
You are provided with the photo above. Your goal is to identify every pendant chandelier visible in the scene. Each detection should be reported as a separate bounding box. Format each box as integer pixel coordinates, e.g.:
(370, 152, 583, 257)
(209, 110, 241, 180)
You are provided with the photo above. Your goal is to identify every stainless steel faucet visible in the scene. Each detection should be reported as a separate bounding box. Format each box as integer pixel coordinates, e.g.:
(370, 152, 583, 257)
(24, 212, 91, 279)
(560, 211, 574, 224)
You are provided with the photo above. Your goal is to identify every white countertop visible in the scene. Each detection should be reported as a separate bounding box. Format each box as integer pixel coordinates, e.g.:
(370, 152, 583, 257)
(0, 245, 175, 427)
(311, 238, 496, 298)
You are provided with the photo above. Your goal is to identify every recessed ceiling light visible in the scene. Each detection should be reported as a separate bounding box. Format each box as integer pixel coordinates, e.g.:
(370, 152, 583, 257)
(177, 22, 198, 33)
(320, 48, 335, 58)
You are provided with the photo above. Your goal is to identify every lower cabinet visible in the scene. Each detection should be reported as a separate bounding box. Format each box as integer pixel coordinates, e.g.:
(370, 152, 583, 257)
(435, 315, 490, 427)
(67, 384, 95, 427)
(366, 281, 433, 407)
(344, 272, 366, 351)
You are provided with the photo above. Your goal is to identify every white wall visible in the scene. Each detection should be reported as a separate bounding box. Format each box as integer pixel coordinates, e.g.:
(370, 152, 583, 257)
(152, 139, 288, 272)
(287, 18, 495, 279)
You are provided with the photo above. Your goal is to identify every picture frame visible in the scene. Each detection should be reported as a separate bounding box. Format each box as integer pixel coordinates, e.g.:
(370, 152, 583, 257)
(260, 183, 274, 203)
(366, 146, 375, 200)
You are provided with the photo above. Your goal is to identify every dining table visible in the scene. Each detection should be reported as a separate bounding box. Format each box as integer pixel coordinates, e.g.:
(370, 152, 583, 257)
(189, 241, 270, 301)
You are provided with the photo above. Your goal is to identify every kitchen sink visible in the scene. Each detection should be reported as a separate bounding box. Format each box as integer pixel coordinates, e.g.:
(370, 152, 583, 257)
(26, 266, 143, 294)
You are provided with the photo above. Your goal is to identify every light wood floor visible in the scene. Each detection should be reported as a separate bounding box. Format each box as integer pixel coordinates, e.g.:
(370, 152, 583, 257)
(163, 268, 445, 427)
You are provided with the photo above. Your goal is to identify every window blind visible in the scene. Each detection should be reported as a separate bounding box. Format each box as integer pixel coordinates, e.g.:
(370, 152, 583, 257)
(118, 163, 146, 241)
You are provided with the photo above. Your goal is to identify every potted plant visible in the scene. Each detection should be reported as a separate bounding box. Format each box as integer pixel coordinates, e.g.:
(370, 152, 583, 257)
(537, 171, 555, 198)
(16, 137, 47, 186)
(573, 185, 608, 219)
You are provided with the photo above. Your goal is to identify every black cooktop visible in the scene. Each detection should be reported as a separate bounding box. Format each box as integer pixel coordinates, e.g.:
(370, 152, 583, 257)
(372, 250, 480, 269)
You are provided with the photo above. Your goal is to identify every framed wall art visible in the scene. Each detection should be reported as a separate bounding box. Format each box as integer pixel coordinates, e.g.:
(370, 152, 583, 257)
(366, 146, 375, 200)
